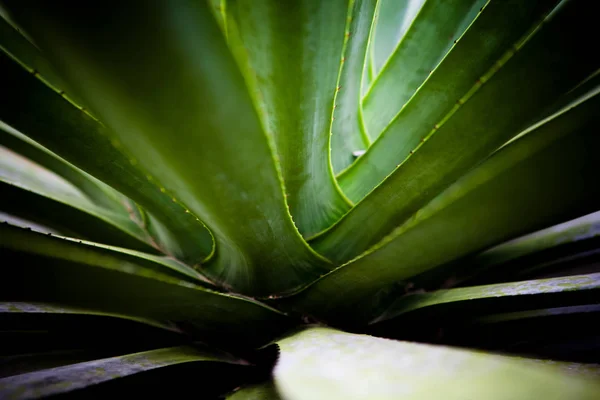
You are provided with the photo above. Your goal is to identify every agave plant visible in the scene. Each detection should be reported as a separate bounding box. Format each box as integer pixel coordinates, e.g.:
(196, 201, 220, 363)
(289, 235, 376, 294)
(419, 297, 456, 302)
(0, 0, 599, 398)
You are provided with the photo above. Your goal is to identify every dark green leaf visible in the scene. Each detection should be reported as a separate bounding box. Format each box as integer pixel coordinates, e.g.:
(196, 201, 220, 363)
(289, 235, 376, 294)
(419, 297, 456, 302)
(0, 224, 293, 348)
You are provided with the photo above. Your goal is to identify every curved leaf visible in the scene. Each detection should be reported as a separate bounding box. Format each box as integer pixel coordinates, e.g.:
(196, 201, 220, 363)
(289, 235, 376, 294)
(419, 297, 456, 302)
(368, 0, 426, 77)
(330, 0, 376, 173)
(0, 346, 243, 399)
(226, 0, 352, 237)
(285, 86, 600, 325)
(361, 0, 485, 140)
(273, 327, 600, 400)
(462, 211, 600, 284)
(0, 50, 214, 265)
(312, 0, 599, 262)
(2, 0, 333, 296)
(372, 273, 600, 324)
(0, 224, 293, 348)
(0, 144, 157, 252)
(339, 0, 560, 200)
(0, 121, 127, 212)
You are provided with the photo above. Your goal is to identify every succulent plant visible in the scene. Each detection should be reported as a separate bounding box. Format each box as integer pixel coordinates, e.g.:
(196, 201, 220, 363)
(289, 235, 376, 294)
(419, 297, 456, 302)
(0, 0, 599, 398)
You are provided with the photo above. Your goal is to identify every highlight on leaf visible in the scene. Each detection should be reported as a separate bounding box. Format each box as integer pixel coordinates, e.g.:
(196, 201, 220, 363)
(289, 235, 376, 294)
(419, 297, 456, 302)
(0, 0, 598, 398)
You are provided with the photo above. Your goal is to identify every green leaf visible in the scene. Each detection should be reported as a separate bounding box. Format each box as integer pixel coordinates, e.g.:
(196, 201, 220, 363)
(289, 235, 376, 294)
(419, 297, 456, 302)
(367, 0, 426, 77)
(0, 141, 157, 252)
(0, 302, 180, 334)
(311, 0, 599, 262)
(0, 223, 293, 348)
(226, 0, 352, 237)
(2, 0, 333, 296)
(227, 382, 281, 400)
(273, 327, 600, 400)
(0, 121, 134, 212)
(463, 211, 600, 283)
(330, 0, 377, 174)
(361, 0, 485, 140)
(372, 273, 600, 324)
(0, 14, 88, 107)
(339, 0, 560, 201)
(285, 85, 600, 325)
(0, 345, 244, 399)
(0, 50, 214, 266)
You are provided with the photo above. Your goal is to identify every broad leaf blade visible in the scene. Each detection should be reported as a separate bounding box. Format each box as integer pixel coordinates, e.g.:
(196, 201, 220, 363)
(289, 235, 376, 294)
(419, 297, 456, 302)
(312, 0, 599, 262)
(0, 50, 214, 266)
(0, 224, 293, 348)
(3, 0, 333, 296)
(273, 328, 600, 400)
(226, 0, 352, 237)
(339, 0, 560, 201)
(361, 0, 485, 140)
(286, 86, 600, 325)
(0, 346, 244, 399)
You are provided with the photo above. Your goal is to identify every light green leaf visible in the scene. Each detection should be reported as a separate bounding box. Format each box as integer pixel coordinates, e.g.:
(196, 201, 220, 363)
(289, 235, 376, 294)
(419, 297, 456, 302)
(0, 121, 133, 212)
(2, 0, 333, 296)
(226, 0, 352, 237)
(273, 327, 600, 400)
(339, 0, 560, 201)
(0, 345, 243, 399)
(0, 143, 157, 252)
(368, 0, 426, 77)
(0, 50, 214, 266)
(372, 273, 600, 324)
(330, 0, 377, 174)
(361, 0, 485, 140)
(312, 0, 599, 262)
(0, 223, 293, 348)
(286, 85, 600, 325)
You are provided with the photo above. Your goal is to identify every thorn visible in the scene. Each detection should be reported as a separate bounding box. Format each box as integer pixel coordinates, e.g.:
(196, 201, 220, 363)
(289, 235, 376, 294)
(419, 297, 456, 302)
(333, 105, 337, 109)
(336, 86, 342, 91)
(434, 124, 439, 129)
(59, 91, 65, 95)
(345, 32, 351, 37)
(341, 57, 346, 62)
(454, 40, 457, 44)
(476, 78, 482, 84)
